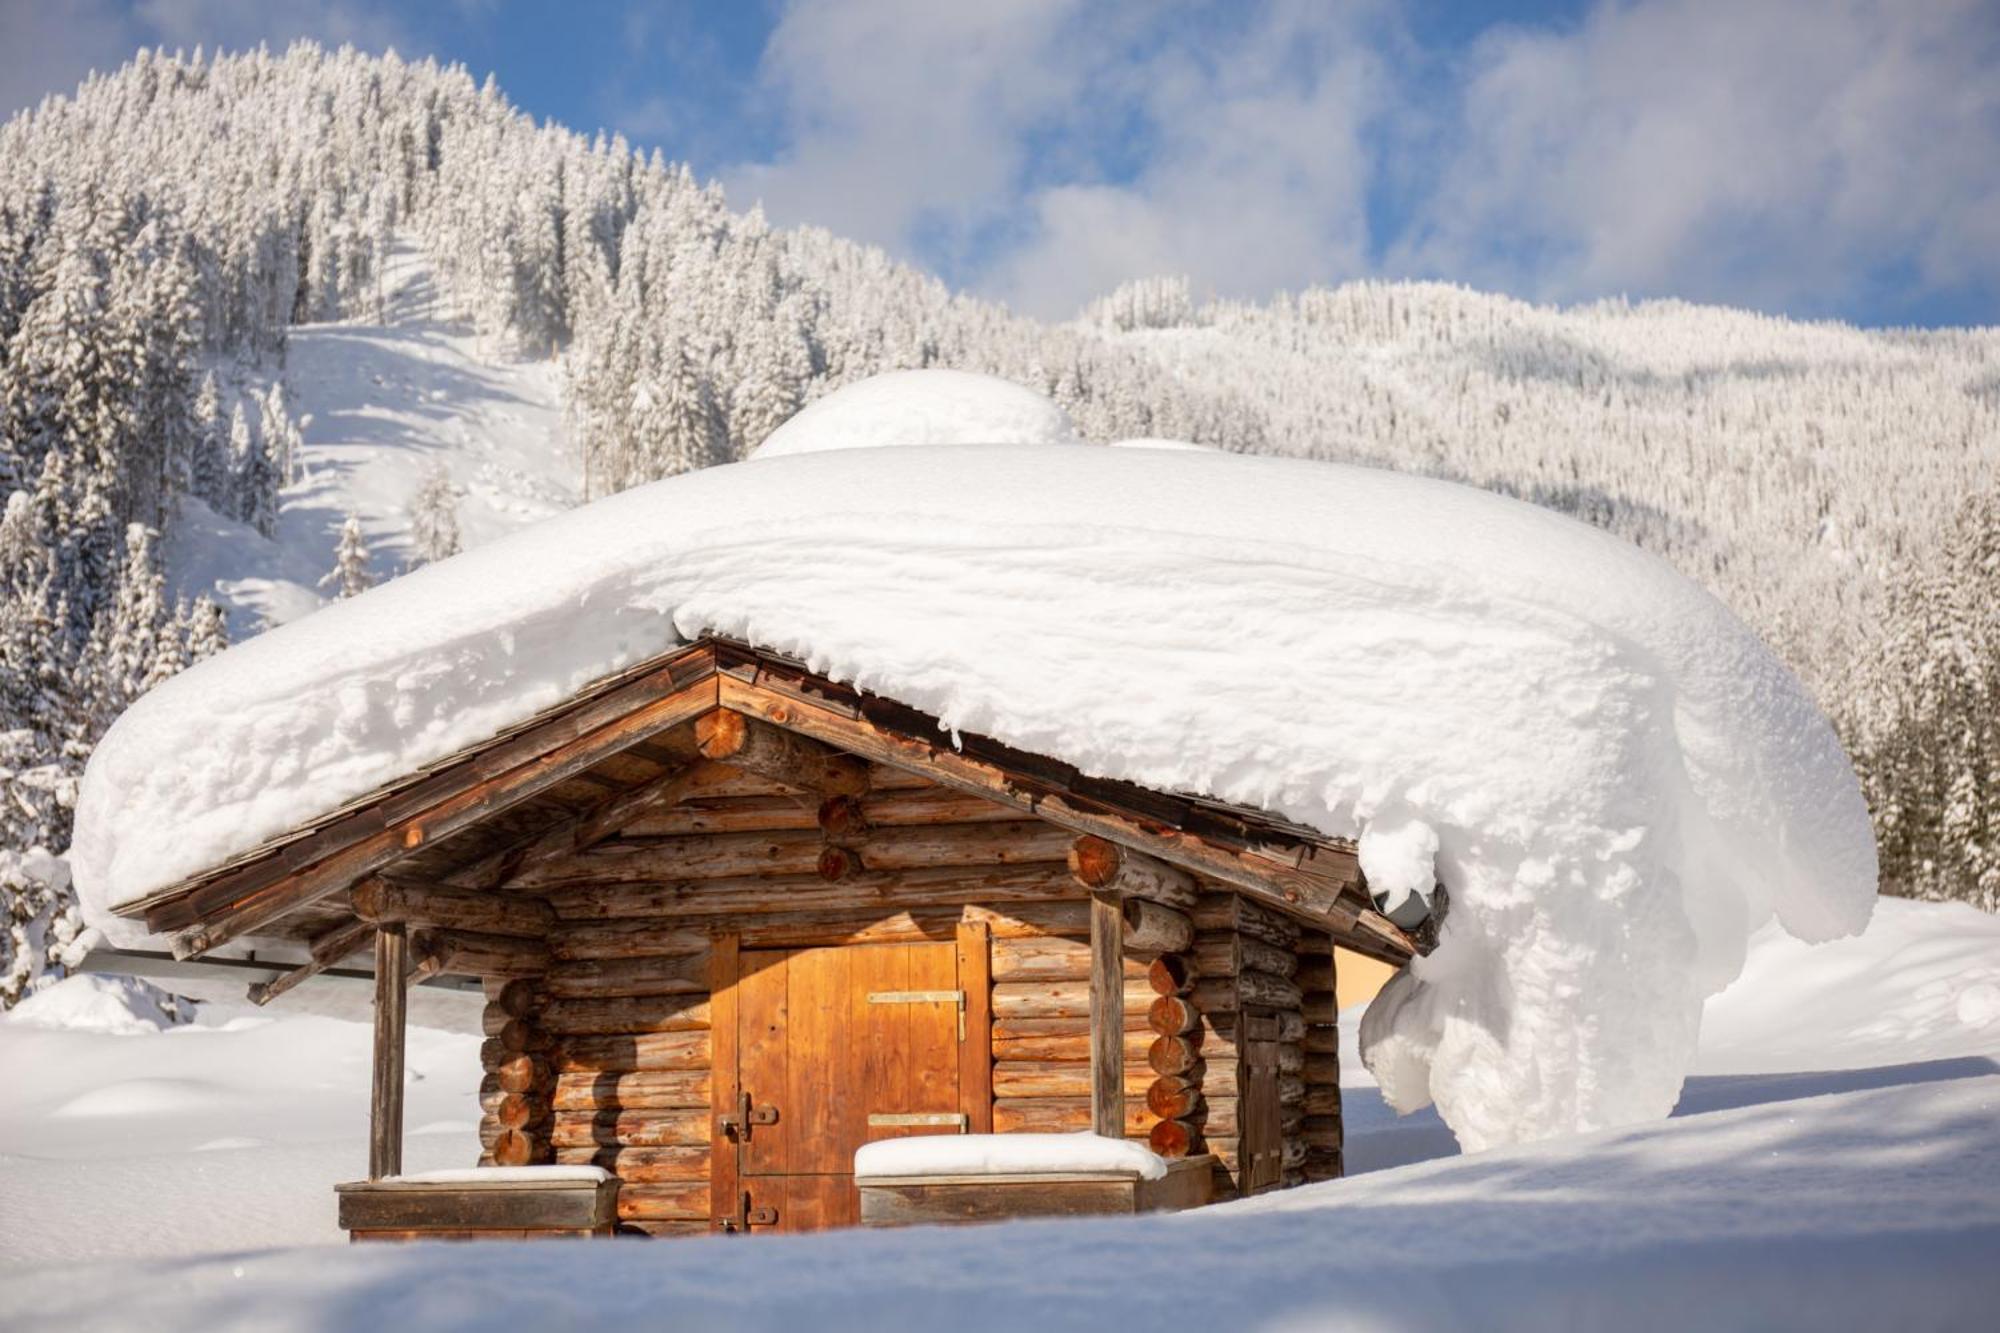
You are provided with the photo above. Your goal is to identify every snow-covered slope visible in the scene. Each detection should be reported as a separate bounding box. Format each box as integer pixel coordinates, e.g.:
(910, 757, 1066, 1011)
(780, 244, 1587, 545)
(164, 245, 575, 635)
(2, 897, 1993, 1330)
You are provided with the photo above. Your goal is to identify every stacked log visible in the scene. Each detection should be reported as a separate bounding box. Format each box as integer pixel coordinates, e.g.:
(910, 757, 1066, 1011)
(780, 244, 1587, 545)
(1142, 944, 1203, 1157)
(476, 978, 553, 1166)
(536, 930, 716, 1236)
(1296, 934, 1343, 1184)
(986, 896, 1192, 1144)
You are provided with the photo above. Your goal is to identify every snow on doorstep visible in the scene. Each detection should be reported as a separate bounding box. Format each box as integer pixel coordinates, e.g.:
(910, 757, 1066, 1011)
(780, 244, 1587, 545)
(71, 370, 1878, 1150)
(386, 1166, 610, 1185)
(855, 1133, 1168, 1180)
(752, 368, 1079, 457)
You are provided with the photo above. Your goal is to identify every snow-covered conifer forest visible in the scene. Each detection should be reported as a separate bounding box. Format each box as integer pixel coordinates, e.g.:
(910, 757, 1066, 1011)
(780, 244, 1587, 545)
(2, 44, 1997, 1002)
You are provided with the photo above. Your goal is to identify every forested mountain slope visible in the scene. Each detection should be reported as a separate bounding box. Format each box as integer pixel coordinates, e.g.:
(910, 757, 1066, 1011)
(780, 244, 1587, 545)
(2, 44, 1996, 1000)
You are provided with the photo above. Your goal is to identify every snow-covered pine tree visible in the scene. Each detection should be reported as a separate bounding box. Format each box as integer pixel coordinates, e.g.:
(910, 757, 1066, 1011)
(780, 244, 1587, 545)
(407, 463, 462, 566)
(189, 372, 228, 510)
(186, 596, 229, 662)
(320, 511, 375, 599)
(230, 401, 278, 538)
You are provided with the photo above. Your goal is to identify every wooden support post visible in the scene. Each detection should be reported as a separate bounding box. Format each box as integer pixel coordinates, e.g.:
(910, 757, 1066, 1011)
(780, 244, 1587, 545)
(1089, 890, 1124, 1140)
(369, 923, 408, 1181)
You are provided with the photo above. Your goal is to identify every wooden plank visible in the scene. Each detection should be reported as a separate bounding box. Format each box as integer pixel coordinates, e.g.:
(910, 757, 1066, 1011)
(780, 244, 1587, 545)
(539, 995, 713, 1035)
(350, 877, 555, 938)
(1089, 891, 1124, 1140)
(956, 921, 993, 1134)
(369, 924, 408, 1180)
(246, 917, 373, 1005)
(544, 952, 711, 999)
(708, 934, 740, 1236)
(336, 1178, 617, 1231)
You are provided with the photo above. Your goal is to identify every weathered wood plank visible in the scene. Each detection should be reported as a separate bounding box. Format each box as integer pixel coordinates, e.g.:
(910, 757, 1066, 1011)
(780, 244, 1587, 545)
(1090, 890, 1124, 1140)
(368, 924, 408, 1180)
(540, 994, 713, 1035)
(350, 877, 555, 938)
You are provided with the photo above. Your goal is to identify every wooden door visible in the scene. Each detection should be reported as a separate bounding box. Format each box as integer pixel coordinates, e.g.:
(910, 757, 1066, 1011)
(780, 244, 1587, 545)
(726, 938, 984, 1233)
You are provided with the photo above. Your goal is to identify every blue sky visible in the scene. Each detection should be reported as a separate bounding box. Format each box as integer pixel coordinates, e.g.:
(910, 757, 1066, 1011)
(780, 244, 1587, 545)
(3, 0, 1996, 326)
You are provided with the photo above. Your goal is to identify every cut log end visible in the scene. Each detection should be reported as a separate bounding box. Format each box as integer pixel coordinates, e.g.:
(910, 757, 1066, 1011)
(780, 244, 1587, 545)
(1067, 835, 1123, 889)
(1146, 952, 1196, 997)
(817, 845, 860, 882)
(693, 709, 749, 760)
(1148, 1118, 1197, 1159)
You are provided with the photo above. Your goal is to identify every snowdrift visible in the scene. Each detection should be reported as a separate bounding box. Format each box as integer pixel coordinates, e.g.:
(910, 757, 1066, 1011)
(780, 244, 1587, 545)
(69, 372, 1877, 1149)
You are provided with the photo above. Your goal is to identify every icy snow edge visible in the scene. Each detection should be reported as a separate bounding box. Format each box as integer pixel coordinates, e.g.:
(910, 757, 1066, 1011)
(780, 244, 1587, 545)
(71, 434, 1876, 1150)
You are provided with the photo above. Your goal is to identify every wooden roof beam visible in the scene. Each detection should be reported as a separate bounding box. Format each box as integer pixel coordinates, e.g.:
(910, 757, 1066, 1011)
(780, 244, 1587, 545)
(695, 708, 871, 797)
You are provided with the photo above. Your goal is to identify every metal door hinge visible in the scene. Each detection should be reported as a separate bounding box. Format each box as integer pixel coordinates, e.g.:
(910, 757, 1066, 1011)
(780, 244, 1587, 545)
(868, 1112, 969, 1130)
(868, 988, 966, 1040)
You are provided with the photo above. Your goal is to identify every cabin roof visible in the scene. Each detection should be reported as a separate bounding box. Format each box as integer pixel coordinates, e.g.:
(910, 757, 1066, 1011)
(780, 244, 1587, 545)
(125, 636, 1418, 967)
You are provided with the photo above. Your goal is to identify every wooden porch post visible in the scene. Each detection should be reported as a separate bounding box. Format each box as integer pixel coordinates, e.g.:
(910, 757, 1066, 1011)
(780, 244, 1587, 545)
(369, 922, 408, 1180)
(1089, 890, 1124, 1139)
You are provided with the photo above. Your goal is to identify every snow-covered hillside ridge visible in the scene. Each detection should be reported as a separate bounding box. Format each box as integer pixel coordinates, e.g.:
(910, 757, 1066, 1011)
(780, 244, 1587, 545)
(72, 372, 1875, 1150)
(4, 898, 1995, 1329)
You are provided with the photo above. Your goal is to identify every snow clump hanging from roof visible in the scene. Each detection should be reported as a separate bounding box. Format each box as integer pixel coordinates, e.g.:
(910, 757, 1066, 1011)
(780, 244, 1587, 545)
(69, 369, 1878, 1152)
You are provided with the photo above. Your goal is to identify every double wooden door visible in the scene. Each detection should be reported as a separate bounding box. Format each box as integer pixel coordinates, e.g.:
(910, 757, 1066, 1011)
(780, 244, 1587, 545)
(717, 933, 990, 1233)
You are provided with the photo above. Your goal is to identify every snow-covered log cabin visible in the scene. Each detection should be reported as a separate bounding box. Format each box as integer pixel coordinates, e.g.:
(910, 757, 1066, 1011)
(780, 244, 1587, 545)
(101, 633, 1421, 1235)
(71, 370, 1877, 1239)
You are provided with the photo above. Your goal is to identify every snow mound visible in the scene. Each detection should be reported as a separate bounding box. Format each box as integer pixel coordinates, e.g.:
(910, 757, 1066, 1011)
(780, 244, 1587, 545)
(753, 369, 1079, 458)
(855, 1132, 1168, 1180)
(7, 974, 190, 1036)
(71, 375, 1877, 1150)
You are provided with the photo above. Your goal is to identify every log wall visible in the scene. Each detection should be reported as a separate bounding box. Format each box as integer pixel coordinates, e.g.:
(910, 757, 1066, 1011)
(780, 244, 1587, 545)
(452, 757, 1344, 1233)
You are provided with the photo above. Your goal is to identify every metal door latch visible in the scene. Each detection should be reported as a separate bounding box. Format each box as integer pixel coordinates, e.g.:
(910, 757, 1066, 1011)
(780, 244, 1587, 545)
(714, 1190, 778, 1232)
(717, 1090, 779, 1141)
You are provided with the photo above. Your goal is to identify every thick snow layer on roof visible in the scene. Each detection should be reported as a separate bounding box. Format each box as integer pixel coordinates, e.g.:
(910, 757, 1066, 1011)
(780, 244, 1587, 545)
(70, 371, 1877, 1149)
(753, 367, 1079, 457)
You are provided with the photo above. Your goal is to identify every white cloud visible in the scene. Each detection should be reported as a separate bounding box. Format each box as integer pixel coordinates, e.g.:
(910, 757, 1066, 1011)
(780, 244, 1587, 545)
(723, 0, 1087, 272)
(1393, 0, 2000, 315)
(988, 2, 1391, 317)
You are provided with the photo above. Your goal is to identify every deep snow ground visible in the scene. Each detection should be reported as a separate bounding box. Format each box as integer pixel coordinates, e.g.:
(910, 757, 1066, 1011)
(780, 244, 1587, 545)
(164, 244, 575, 634)
(3, 898, 1996, 1330)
